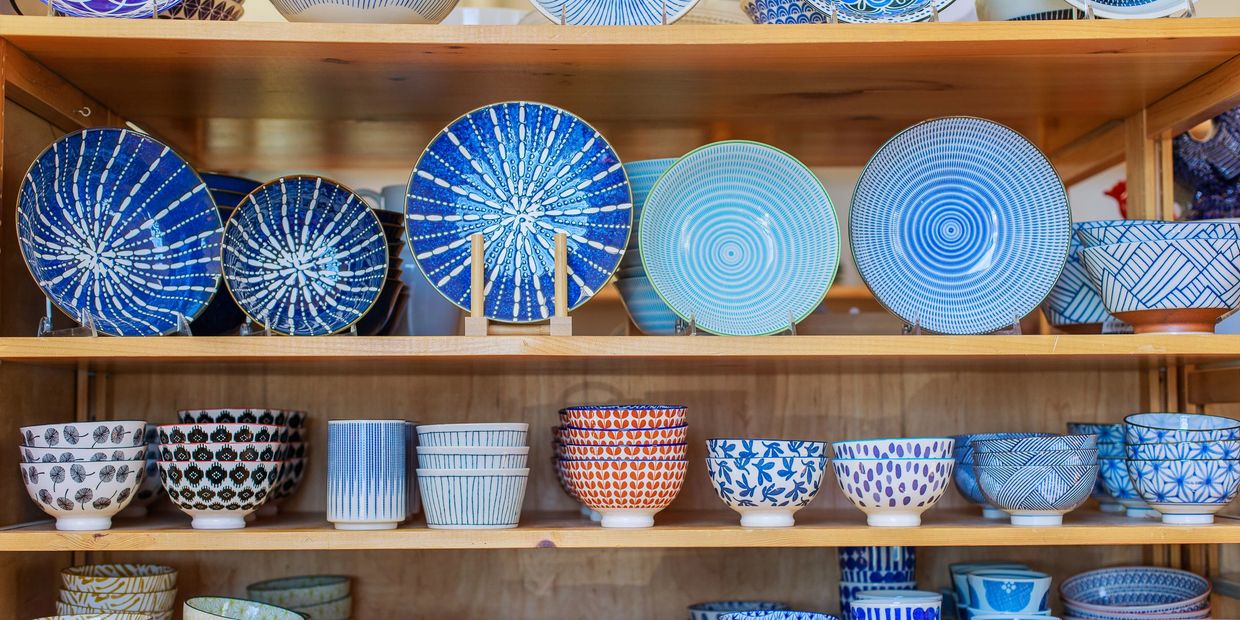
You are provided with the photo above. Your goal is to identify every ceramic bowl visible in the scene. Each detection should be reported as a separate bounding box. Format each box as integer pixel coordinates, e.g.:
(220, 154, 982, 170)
(560, 425, 689, 446)
(1125, 440, 1240, 460)
(849, 599, 941, 620)
(718, 613, 839, 620)
(290, 595, 350, 620)
(184, 597, 306, 620)
(1079, 238, 1240, 334)
(1060, 566, 1211, 614)
(177, 409, 306, 429)
(157, 423, 288, 445)
(158, 0, 244, 20)
(61, 564, 177, 593)
(966, 569, 1051, 615)
(831, 458, 954, 527)
(22, 445, 147, 463)
(706, 456, 827, 527)
(690, 601, 791, 620)
(854, 590, 940, 603)
(1098, 457, 1158, 518)
(971, 434, 1097, 453)
(417, 468, 529, 529)
(839, 581, 918, 610)
(552, 457, 579, 502)
(54, 604, 173, 620)
(707, 439, 827, 459)
(976, 464, 1098, 526)
(832, 438, 954, 460)
(1124, 412, 1240, 444)
(615, 275, 680, 336)
(1066, 422, 1124, 445)
(969, 612, 1055, 620)
(562, 459, 687, 528)
(1126, 458, 1240, 524)
(559, 443, 687, 460)
(742, 0, 825, 24)
(22, 421, 147, 449)
(559, 405, 687, 429)
(971, 449, 1098, 467)
(950, 562, 1028, 608)
(35, 614, 155, 620)
(247, 575, 351, 607)
(158, 442, 289, 463)
(1074, 219, 1240, 248)
(159, 459, 282, 529)
(416, 446, 529, 469)
(1043, 230, 1111, 331)
(953, 433, 1049, 518)
(267, 456, 308, 508)
(20, 460, 144, 531)
(59, 589, 175, 613)
(124, 450, 163, 518)
(415, 423, 529, 447)
(268, 0, 458, 23)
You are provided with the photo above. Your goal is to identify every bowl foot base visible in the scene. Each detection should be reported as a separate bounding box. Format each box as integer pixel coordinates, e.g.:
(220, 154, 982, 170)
(1159, 513, 1215, 525)
(1126, 507, 1160, 519)
(597, 508, 660, 528)
(865, 513, 922, 527)
(1009, 514, 1063, 526)
(738, 511, 796, 528)
(981, 507, 1008, 519)
(1098, 501, 1125, 513)
(332, 521, 399, 530)
(55, 515, 113, 531)
(191, 515, 248, 530)
(1116, 309, 1224, 334)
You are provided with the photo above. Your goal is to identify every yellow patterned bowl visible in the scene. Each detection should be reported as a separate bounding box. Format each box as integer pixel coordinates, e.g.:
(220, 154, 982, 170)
(61, 564, 177, 593)
(59, 589, 176, 613)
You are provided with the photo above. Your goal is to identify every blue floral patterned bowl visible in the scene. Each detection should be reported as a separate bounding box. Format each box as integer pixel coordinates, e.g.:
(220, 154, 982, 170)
(707, 456, 827, 527)
(976, 464, 1097, 526)
(1098, 457, 1158, 518)
(1126, 457, 1240, 524)
(1074, 219, 1240, 248)
(832, 438, 954, 460)
(1125, 440, 1240, 461)
(967, 569, 1050, 615)
(971, 449, 1097, 467)
(949, 562, 1028, 609)
(720, 613, 840, 620)
(1059, 566, 1211, 615)
(832, 458, 953, 527)
(971, 434, 1096, 453)
(1066, 422, 1124, 445)
(1124, 412, 1240, 444)
(690, 601, 791, 620)
(707, 439, 827, 459)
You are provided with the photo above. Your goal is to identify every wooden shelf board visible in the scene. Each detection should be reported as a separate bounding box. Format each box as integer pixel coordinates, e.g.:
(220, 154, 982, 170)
(2, 18, 1238, 168)
(5, 510, 1238, 551)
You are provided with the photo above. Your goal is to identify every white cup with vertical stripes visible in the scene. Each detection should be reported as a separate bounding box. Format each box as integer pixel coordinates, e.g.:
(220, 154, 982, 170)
(328, 420, 407, 530)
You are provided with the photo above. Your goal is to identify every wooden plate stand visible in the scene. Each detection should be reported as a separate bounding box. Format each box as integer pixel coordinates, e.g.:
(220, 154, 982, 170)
(463, 232, 574, 336)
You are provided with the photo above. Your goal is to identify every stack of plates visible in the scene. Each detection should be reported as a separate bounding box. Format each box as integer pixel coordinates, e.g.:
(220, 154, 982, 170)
(56, 564, 177, 620)
(615, 158, 679, 335)
(247, 575, 352, 620)
(1060, 567, 1211, 619)
(193, 172, 261, 336)
(358, 208, 410, 336)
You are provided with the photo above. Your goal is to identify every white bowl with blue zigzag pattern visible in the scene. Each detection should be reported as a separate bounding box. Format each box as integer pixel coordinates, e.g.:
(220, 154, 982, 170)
(270, 0, 457, 23)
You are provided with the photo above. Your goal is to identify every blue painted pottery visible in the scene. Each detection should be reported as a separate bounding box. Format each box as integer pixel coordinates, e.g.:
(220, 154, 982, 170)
(1066, 422, 1124, 445)
(833, 438, 954, 460)
(839, 581, 917, 617)
(708, 439, 827, 459)
(810, 0, 956, 22)
(975, 464, 1097, 526)
(839, 546, 916, 573)
(407, 101, 630, 323)
(1124, 412, 1240, 444)
(615, 275, 680, 335)
(970, 434, 1096, 453)
(690, 601, 791, 620)
(1074, 219, 1240, 248)
(17, 128, 221, 336)
(1126, 439, 1240, 460)
(720, 612, 840, 620)
(201, 172, 262, 195)
(268, 0, 459, 22)
(966, 569, 1050, 615)
(1126, 457, 1240, 524)
(952, 434, 1050, 518)
(529, 0, 699, 24)
(706, 456, 828, 527)
(743, 0, 825, 23)
(849, 594, 942, 620)
(1062, 0, 1207, 19)
(833, 458, 954, 527)
(625, 157, 677, 226)
(1059, 566, 1211, 614)
(1098, 457, 1157, 518)
(417, 468, 529, 529)
(222, 176, 387, 336)
(46, 0, 182, 18)
(1042, 226, 1112, 330)
(949, 562, 1027, 609)
(415, 446, 528, 469)
(967, 611, 1054, 619)
(416, 423, 528, 448)
(971, 449, 1097, 467)
(640, 141, 839, 336)
(327, 420, 406, 530)
(839, 568, 916, 584)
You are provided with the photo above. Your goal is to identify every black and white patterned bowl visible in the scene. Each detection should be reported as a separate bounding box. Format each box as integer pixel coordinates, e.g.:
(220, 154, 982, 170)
(20, 460, 145, 531)
(22, 421, 147, 449)
(159, 442, 290, 463)
(159, 459, 283, 529)
(176, 409, 306, 429)
(158, 424, 288, 445)
(22, 445, 147, 463)
(158, 0, 243, 19)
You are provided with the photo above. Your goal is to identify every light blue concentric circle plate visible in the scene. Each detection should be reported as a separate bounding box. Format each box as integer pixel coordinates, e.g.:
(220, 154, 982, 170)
(222, 176, 388, 336)
(529, 0, 701, 24)
(406, 101, 632, 323)
(851, 117, 1070, 335)
(1062, 0, 1186, 18)
(17, 128, 221, 337)
(809, 0, 956, 22)
(639, 141, 839, 336)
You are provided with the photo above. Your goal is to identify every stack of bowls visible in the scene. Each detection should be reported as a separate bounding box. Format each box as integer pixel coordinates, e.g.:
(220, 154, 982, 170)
(156, 421, 289, 529)
(705, 438, 827, 527)
(20, 421, 148, 531)
(831, 438, 955, 527)
(56, 564, 177, 620)
(120, 426, 164, 518)
(1060, 566, 1211, 620)
(839, 546, 916, 617)
(614, 158, 680, 335)
(184, 597, 304, 620)
(247, 575, 351, 620)
(952, 433, 1050, 519)
(973, 434, 1098, 526)
(1076, 219, 1240, 334)
(690, 601, 791, 620)
(851, 590, 942, 620)
(416, 423, 530, 529)
(1066, 422, 1125, 513)
(549, 425, 595, 520)
(1123, 412, 1240, 524)
(949, 562, 1029, 619)
(358, 208, 409, 336)
(1042, 224, 1114, 334)
(961, 569, 1053, 619)
(558, 405, 688, 528)
(190, 173, 260, 336)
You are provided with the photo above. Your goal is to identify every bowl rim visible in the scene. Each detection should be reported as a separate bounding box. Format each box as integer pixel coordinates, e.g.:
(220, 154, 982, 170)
(246, 574, 349, 592)
(1124, 412, 1240, 432)
(417, 446, 529, 455)
(414, 467, 530, 476)
(414, 423, 528, 433)
(707, 438, 827, 445)
(560, 405, 686, 413)
(184, 596, 305, 619)
(833, 437, 954, 445)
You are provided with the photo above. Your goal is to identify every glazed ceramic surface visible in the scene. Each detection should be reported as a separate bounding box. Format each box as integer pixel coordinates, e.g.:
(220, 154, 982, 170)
(690, 601, 792, 620)
(562, 459, 686, 527)
(1062, 0, 1196, 19)
(158, 0, 243, 20)
(55, 604, 173, 620)
(247, 575, 350, 608)
(952, 433, 1049, 518)
(61, 564, 177, 593)
(1074, 220, 1240, 248)
(832, 458, 953, 527)
(35, 614, 155, 620)
(21, 460, 143, 530)
(807, 0, 955, 22)
(623, 158, 676, 228)
(42, 0, 183, 20)
(848, 599, 942, 620)
(268, 456, 308, 506)
(851, 117, 1069, 335)
(415, 423, 529, 447)
(706, 456, 827, 527)
(975, 464, 1097, 526)
(966, 569, 1051, 614)
(1066, 423, 1124, 445)
(22, 445, 147, 463)
(832, 438, 954, 460)
(327, 420, 406, 530)
(560, 405, 686, 429)
(17, 129, 219, 335)
(718, 612, 840, 620)
(269, 0, 458, 22)
(559, 443, 687, 460)
(529, 0, 699, 24)
(1125, 440, 1240, 460)
(560, 425, 688, 446)
(742, 0, 825, 23)
(1059, 567, 1210, 612)
(639, 141, 838, 336)
(184, 596, 306, 620)
(407, 101, 630, 323)
(159, 442, 288, 463)
(1043, 226, 1111, 328)
(707, 439, 827, 459)
(1124, 412, 1240, 444)
(415, 447, 529, 469)
(177, 409, 306, 428)
(970, 434, 1096, 453)
(950, 562, 1027, 608)
(59, 589, 175, 612)
(417, 468, 529, 529)
(159, 459, 281, 529)
(22, 422, 147, 449)
(970, 449, 1098, 467)
(839, 546, 916, 573)
(615, 275, 681, 335)
(158, 424, 287, 445)
(1126, 458, 1240, 524)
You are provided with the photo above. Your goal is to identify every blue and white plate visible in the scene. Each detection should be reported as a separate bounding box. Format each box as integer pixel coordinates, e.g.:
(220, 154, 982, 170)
(851, 117, 1070, 334)
(48, 0, 182, 18)
(17, 128, 221, 336)
(810, 0, 956, 22)
(406, 101, 631, 323)
(1062, 0, 1187, 19)
(529, 0, 700, 24)
(639, 141, 839, 336)
(222, 176, 388, 336)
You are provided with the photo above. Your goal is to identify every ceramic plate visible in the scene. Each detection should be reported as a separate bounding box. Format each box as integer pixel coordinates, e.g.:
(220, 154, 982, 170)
(222, 176, 387, 336)
(810, 0, 957, 22)
(529, 0, 701, 24)
(1062, 0, 1186, 18)
(406, 101, 631, 323)
(17, 128, 221, 336)
(639, 141, 839, 336)
(50, 0, 183, 18)
(851, 117, 1070, 334)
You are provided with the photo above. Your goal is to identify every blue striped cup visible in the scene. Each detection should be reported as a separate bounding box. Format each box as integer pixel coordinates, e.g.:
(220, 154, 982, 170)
(328, 420, 407, 530)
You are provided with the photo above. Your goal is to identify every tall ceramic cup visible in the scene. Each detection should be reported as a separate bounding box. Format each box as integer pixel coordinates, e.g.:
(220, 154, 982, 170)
(328, 420, 406, 530)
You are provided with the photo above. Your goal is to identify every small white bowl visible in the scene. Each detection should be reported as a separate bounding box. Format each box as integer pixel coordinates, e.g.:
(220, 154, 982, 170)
(417, 468, 530, 529)
(415, 423, 528, 447)
(21, 461, 144, 531)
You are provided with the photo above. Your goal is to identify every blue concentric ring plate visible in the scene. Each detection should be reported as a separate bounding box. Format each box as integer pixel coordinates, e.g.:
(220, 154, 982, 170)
(851, 117, 1070, 334)
(222, 176, 388, 336)
(406, 101, 632, 323)
(639, 141, 839, 336)
(17, 128, 221, 336)
(529, 0, 701, 24)
(809, 0, 956, 22)
(1062, 0, 1187, 18)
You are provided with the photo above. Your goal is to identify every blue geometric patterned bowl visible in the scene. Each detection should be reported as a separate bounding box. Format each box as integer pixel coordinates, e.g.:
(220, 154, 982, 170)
(707, 439, 827, 459)
(1125, 412, 1240, 444)
(690, 601, 791, 620)
(1079, 238, 1240, 334)
(1126, 440, 1240, 461)
(1043, 228, 1112, 330)
(49, 0, 183, 18)
(952, 433, 1051, 518)
(1126, 457, 1240, 524)
(971, 449, 1097, 467)
(808, 0, 955, 22)
(720, 613, 840, 620)
(833, 458, 954, 527)
(742, 0, 825, 23)
(832, 438, 954, 460)
(971, 434, 1096, 453)
(706, 456, 827, 527)
(1074, 219, 1240, 248)
(976, 464, 1097, 526)
(1059, 566, 1211, 613)
(615, 276, 679, 336)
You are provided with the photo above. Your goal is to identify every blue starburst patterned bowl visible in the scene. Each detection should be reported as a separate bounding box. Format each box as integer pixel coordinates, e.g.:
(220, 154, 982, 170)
(707, 439, 827, 459)
(1074, 219, 1240, 248)
(807, 0, 956, 22)
(1099, 457, 1158, 518)
(1126, 458, 1240, 524)
(222, 176, 388, 336)
(851, 117, 1070, 335)
(529, 0, 700, 24)
(407, 101, 631, 324)
(706, 456, 828, 527)
(1124, 413, 1240, 444)
(1059, 566, 1211, 615)
(743, 0, 825, 22)
(17, 128, 221, 336)
(1066, 422, 1124, 445)
(691, 601, 792, 620)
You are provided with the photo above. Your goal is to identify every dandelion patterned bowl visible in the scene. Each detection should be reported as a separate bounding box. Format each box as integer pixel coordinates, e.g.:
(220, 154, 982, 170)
(159, 459, 282, 529)
(707, 439, 827, 459)
(975, 464, 1097, 526)
(22, 445, 147, 463)
(560, 405, 687, 429)
(690, 601, 792, 620)
(832, 458, 954, 527)
(22, 421, 147, 449)
(1126, 458, 1240, 524)
(706, 456, 827, 527)
(1124, 412, 1240, 444)
(832, 438, 954, 460)
(1125, 440, 1240, 461)
(20, 460, 144, 531)
(61, 563, 177, 594)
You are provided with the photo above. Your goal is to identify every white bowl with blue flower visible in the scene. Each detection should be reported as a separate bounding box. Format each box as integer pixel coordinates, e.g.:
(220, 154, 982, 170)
(706, 455, 827, 527)
(1126, 457, 1240, 524)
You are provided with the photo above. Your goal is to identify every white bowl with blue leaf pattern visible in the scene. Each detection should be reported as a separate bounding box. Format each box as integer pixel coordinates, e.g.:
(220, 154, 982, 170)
(706, 456, 827, 527)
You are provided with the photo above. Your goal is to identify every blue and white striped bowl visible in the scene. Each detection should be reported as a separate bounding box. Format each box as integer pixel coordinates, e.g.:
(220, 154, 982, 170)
(417, 468, 529, 529)
(415, 423, 529, 448)
(615, 276, 680, 336)
(416, 446, 529, 469)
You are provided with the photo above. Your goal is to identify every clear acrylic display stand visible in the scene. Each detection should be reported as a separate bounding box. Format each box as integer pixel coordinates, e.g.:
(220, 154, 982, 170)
(239, 316, 359, 336)
(901, 312, 1022, 336)
(35, 299, 192, 337)
(463, 232, 574, 336)
(1075, 0, 1196, 18)
(675, 311, 798, 336)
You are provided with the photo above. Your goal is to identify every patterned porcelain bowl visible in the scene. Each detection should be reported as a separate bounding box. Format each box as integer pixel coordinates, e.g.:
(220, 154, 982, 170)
(950, 562, 1028, 609)
(158, 442, 289, 462)
(159, 459, 282, 529)
(22, 445, 147, 463)
(22, 421, 147, 449)
(417, 468, 530, 529)
(953, 433, 1050, 518)
(966, 569, 1051, 615)
(832, 438, 954, 460)
(971, 434, 1096, 453)
(416, 446, 529, 469)
(742, 0, 825, 24)
(54, 604, 173, 620)
(560, 425, 688, 446)
(849, 598, 941, 620)
(971, 449, 1098, 467)
(267, 456, 308, 507)
(177, 409, 307, 429)
(124, 446, 163, 518)
(689, 601, 791, 620)
(1098, 457, 1158, 518)
(1126, 458, 1240, 524)
(20, 460, 144, 531)
(718, 612, 840, 620)
(706, 456, 827, 527)
(558, 443, 687, 460)
(559, 405, 686, 429)
(1043, 228, 1111, 331)
(707, 438, 827, 459)
(1074, 219, 1240, 248)
(832, 458, 954, 527)
(840, 545, 916, 573)
(838, 568, 914, 584)
(158, 0, 243, 20)
(290, 595, 350, 620)
(59, 588, 175, 613)
(562, 459, 687, 528)
(615, 275, 680, 336)
(415, 423, 528, 447)
(976, 464, 1098, 526)
(157, 423, 288, 445)
(184, 597, 305, 620)
(37, 614, 156, 620)
(267, 0, 459, 23)
(552, 457, 579, 502)
(1066, 422, 1124, 445)
(1060, 566, 1211, 615)
(1124, 412, 1240, 444)
(1126, 440, 1240, 460)
(247, 575, 351, 608)
(61, 564, 177, 593)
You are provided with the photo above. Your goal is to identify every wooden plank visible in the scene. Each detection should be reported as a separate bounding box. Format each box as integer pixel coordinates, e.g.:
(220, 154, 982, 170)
(1049, 120, 1124, 187)
(1187, 366, 1240, 404)
(1147, 54, 1240, 138)
(1125, 110, 1158, 220)
(0, 38, 115, 133)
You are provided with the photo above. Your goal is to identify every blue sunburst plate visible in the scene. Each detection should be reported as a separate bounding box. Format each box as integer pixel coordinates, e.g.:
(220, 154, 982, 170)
(49, 0, 183, 18)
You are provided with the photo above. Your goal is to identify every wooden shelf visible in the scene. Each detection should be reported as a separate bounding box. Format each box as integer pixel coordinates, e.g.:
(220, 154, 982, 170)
(2, 18, 1238, 168)
(5, 510, 1238, 552)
